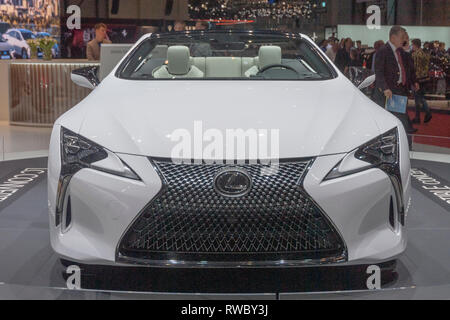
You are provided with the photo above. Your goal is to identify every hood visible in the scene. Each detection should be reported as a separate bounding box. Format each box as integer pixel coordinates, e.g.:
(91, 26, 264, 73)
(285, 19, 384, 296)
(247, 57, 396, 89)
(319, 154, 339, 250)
(59, 76, 389, 159)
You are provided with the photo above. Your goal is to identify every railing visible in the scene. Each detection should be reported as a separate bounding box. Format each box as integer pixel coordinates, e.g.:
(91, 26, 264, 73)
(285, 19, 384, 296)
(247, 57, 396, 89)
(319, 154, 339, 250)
(9, 61, 100, 126)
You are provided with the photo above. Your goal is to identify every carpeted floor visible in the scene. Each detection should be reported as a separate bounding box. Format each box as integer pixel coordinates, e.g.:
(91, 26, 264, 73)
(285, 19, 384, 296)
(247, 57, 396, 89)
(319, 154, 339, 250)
(407, 110, 450, 149)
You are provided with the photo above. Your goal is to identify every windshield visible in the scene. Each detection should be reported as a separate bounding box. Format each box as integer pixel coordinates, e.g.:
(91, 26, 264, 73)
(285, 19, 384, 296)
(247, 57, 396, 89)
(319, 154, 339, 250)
(36, 33, 50, 38)
(21, 32, 35, 40)
(117, 31, 335, 81)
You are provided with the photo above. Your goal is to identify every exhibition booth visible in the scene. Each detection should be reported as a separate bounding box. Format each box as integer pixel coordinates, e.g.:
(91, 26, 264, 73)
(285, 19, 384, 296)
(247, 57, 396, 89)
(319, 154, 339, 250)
(0, 40, 449, 300)
(0, 0, 449, 302)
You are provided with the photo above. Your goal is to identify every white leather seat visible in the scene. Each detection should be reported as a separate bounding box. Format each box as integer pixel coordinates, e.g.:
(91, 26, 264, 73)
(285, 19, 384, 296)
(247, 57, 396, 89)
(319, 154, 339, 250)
(152, 45, 282, 78)
(245, 46, 282, 77)
(153, 45, 204, 78)
(205, 57, 242, 78)
(191, 57, 256, 77)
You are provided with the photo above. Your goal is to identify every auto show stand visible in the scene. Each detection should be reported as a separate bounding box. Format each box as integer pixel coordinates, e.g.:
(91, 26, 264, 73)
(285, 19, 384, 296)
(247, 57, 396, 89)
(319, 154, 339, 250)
(0, 157, 449, 299)
(0, 60, 99, 126)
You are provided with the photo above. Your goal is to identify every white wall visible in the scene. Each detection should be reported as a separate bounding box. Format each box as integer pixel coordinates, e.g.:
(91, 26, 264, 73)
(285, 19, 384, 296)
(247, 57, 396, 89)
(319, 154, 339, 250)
(337, 25, 450, 47)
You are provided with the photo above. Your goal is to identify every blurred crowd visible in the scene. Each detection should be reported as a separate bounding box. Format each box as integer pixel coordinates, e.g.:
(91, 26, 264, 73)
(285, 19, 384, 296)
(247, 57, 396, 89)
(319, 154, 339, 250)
(0, 13, 58, 33)
(320, 36, 449, 96)
(189, 0, 315, 20)
(322, 26, 449, 144)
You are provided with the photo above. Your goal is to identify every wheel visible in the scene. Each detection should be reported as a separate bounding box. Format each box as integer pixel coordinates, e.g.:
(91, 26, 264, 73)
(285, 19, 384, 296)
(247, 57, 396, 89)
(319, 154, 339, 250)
(21, 48, 28, 59)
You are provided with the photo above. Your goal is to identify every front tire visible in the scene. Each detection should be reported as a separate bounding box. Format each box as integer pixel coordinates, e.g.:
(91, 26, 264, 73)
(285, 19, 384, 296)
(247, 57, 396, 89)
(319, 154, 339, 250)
(21, 48, 28, 59)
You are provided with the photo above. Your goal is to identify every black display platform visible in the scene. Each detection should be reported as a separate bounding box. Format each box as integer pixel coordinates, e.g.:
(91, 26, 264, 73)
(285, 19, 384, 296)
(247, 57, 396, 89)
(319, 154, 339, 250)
(0, 157, 449, 299)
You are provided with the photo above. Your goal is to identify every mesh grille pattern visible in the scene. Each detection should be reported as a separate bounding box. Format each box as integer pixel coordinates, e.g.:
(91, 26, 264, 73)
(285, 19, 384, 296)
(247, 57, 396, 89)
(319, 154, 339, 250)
(119, 159, 344, 261)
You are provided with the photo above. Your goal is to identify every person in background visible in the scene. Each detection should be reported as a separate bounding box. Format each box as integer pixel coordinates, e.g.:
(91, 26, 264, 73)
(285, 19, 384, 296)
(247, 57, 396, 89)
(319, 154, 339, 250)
(86, 23, 111, 61)
(195, 21, 208, 30)
(191, 21, 212, 57)
(402, 32, 420, 128)
(335, 38, 352, 75)
(72, 29, 86, 58)
(63, 31, 73, 58)
(411, 38, 432, 124)
(326, 37, 335, 51)
(374, 26, 417, 139)
(371, 40, 385, 72)
(318, 39, 328, 53)
(430, 41, 441, 56)
(325, 40, 339, 62)
(174, 20, 186, 32)
(355, 40, 364, 65)
(349, 48, 362, 67)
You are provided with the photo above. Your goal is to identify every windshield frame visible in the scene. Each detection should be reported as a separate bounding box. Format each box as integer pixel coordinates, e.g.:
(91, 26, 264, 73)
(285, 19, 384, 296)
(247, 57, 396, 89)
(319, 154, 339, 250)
(115, 30, 338, 81)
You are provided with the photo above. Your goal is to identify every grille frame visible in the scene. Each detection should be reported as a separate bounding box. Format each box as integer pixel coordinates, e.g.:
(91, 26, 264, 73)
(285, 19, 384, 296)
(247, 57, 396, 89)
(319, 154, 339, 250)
(116, 157, 347, 267)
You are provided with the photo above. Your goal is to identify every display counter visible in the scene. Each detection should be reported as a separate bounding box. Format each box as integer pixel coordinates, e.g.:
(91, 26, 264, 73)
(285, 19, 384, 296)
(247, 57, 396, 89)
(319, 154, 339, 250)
(4, 60, 99, 126)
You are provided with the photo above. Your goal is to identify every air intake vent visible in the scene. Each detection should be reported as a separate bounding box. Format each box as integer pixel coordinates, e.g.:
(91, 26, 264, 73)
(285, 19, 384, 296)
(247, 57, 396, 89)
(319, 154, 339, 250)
(66, 196, 72, 229)
(389, 196, 395, 229)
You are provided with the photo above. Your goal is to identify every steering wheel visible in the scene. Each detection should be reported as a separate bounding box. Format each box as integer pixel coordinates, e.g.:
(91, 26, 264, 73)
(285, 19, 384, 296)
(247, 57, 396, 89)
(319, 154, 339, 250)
(256, 64, 300, 76)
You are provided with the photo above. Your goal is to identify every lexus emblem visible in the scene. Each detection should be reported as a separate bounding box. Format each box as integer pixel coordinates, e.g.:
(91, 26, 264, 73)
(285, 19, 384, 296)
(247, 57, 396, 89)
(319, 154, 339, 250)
(214, 168, 252, 198)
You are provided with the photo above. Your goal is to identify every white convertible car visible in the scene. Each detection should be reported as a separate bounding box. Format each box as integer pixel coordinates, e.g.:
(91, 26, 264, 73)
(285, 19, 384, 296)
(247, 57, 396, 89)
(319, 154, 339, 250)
(48, 31, 411, 268)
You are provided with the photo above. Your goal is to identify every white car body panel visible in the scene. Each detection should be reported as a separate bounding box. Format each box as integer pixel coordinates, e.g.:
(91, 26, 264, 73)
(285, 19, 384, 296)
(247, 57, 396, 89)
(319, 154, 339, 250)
(304, 154, 406, 263)
(59, 76, 387, 159)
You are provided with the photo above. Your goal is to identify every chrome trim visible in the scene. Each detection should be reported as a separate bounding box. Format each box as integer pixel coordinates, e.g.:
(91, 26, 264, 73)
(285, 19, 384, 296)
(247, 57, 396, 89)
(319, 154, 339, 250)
(388, 171, 405, 226)
(213, 167, 253, 198)
(116, 252, 347, 268)
(60, 192, 73, 234)
(55, 174, 71, 228)
(382, 127, 405, 226)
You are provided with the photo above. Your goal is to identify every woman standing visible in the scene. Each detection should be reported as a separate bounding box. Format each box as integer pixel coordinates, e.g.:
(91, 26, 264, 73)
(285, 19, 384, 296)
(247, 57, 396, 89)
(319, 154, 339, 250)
(335, 38, 353, 75)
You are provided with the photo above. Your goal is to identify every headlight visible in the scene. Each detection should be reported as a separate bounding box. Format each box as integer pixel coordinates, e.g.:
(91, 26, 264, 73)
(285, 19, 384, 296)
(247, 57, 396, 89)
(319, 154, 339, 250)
(60, 128, 108, 176)
(56, 127, 140, 228)
(324, 128, 399, 180)
(324, 127, 405, 225)
(60, 127, 139, 180)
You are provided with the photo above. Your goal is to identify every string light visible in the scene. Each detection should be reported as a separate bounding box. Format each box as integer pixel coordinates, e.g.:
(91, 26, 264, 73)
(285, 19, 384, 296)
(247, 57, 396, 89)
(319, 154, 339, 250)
(189, 0, 317, 21)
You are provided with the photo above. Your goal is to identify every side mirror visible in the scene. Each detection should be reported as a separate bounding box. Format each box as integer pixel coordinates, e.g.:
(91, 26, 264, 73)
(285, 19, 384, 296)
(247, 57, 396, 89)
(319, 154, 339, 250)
(358, 74, 376, 90)
(71, 66, 100, 90)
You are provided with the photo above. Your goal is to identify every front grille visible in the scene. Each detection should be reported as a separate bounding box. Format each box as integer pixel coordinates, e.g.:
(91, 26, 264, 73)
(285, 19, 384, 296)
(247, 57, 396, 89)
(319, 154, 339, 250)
(118, 158, 346, 263)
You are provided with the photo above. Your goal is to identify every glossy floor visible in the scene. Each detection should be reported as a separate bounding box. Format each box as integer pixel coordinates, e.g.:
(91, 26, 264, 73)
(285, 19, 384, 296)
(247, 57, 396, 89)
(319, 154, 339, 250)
(0, 122, 50, 161)
(0, 157, 449, 299)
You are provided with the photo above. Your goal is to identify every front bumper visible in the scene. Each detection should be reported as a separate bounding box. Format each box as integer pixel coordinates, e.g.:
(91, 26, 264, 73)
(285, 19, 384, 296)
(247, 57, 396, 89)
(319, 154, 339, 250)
(48, 148, 409, 268)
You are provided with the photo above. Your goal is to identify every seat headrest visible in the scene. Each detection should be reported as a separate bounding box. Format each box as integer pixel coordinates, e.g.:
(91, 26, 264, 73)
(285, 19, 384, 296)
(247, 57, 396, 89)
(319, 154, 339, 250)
(258, 46, 282, 69)
(167, 45, 191, 75)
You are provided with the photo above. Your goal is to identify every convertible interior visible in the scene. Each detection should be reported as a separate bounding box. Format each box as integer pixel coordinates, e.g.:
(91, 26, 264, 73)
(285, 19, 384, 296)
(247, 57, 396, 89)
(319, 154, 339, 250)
(151, 45, 289, 78)
(127, 43, 323, 80)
